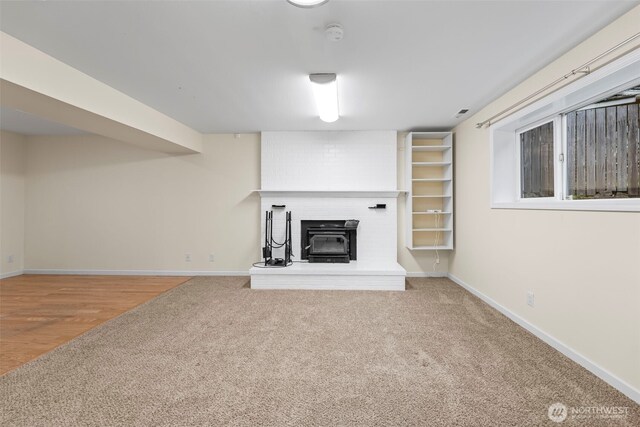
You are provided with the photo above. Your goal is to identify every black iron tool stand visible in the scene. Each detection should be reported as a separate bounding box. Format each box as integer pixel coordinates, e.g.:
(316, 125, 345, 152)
(262, 210, 292, 267)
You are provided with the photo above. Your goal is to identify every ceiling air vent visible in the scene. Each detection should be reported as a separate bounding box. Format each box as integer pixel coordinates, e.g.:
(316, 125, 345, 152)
(455, 108, 470, 118)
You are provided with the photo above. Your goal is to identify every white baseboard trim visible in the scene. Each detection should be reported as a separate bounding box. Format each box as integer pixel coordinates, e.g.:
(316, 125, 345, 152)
(447, 273, 640, 404)
(0, 270, 24, 279)
(406, 271, 447, 278)
(19, 269, 446, 279)
(23, 269, 249, 277)
(18, 269, 447, 279)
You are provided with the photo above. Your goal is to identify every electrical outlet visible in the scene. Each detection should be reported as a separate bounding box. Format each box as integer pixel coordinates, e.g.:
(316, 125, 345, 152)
(526, 291, 535, 307)
(209, 254, 215, 262)
(435, 258, 440, 264)
(7, 255, 14, 263)
(185, 254, 192, 262)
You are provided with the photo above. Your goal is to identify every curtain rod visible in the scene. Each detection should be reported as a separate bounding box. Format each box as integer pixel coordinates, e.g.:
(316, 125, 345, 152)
(475, 31, 640, 129)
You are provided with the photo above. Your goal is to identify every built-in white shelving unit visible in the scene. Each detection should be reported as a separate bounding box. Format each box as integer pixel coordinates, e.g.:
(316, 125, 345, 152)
(405, 132, 454, 250)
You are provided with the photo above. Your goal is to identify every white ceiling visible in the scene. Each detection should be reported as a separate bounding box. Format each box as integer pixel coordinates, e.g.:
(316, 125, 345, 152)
(0, 0, 638, 134)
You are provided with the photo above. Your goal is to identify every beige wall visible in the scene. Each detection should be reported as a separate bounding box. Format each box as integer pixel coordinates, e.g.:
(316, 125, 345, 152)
(397, 133, 449, 275)
(0, 131, 26, 276)
(450, 6, 640, 393)
(24, 134, 260, 272)
(22, 132, 442, 275)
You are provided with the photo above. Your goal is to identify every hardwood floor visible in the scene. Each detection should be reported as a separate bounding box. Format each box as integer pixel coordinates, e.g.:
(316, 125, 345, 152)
(0, 274, 191, 375)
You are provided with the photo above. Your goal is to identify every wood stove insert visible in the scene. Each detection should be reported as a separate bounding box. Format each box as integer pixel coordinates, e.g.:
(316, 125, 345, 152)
(301, 220, 357, 263)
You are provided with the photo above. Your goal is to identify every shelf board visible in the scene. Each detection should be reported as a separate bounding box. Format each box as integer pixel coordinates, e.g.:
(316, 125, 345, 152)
(412, 178, 451, 182)
(412, 162, 451, 166)
(410, 245, 453, 250)
(411, 132, 452, 139)
(412, 146, 451, 152)
(412, 195, 451, 198)
(412, 211, 451, 215)
(412, 228, 452, 232)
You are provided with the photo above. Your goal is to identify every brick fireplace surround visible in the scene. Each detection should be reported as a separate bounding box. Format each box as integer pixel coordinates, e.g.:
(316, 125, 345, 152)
(249, 131, 406, 290)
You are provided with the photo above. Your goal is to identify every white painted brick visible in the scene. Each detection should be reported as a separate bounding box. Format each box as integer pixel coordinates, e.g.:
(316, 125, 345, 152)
(251, 273, 405, 291)
(259, 131, 400, 270)
(261, 131, 397, 191)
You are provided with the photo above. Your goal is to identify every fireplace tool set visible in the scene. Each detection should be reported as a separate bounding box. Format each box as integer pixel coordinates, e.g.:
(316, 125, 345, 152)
(259, 210, 292, 267)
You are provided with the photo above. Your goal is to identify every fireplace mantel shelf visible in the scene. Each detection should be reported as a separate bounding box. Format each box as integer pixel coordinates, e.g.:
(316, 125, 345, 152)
(257, 190, 405, 198)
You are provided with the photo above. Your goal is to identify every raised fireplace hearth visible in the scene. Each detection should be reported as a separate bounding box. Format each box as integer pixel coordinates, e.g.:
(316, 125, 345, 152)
(301, 220, 357, 263)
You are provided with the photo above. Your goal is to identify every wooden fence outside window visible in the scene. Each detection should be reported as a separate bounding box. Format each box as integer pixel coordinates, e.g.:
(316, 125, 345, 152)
(566, 102, 640, 198)
(520, 122, 554, 198)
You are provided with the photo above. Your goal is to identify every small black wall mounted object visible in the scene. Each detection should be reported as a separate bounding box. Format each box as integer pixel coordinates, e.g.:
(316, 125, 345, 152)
(368, 204, 386, 209)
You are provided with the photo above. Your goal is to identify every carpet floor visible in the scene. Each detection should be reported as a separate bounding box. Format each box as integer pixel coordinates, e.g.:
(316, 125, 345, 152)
(0, 277, 637, 426)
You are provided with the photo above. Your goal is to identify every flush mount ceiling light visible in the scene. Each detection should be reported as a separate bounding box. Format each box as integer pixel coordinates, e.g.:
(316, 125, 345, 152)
(286, 0, 329, 8)
(309, 73, 339, 123)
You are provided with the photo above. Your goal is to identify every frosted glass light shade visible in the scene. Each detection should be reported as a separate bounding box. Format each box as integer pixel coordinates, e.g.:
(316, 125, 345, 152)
(309, 73, 339, 123)
(287, 0, 329, 8)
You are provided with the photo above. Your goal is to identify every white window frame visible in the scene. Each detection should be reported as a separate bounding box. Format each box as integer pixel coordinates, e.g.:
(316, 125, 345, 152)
(490, 48, 640, 212)
(515, 117, 563, 202)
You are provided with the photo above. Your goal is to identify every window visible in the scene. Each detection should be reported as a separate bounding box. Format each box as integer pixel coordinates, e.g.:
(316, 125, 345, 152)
(565, 98, 640, 199)
(490, 48, 640, 212)
(519, 121, 555, 198)
(516, 90, 640, 204)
